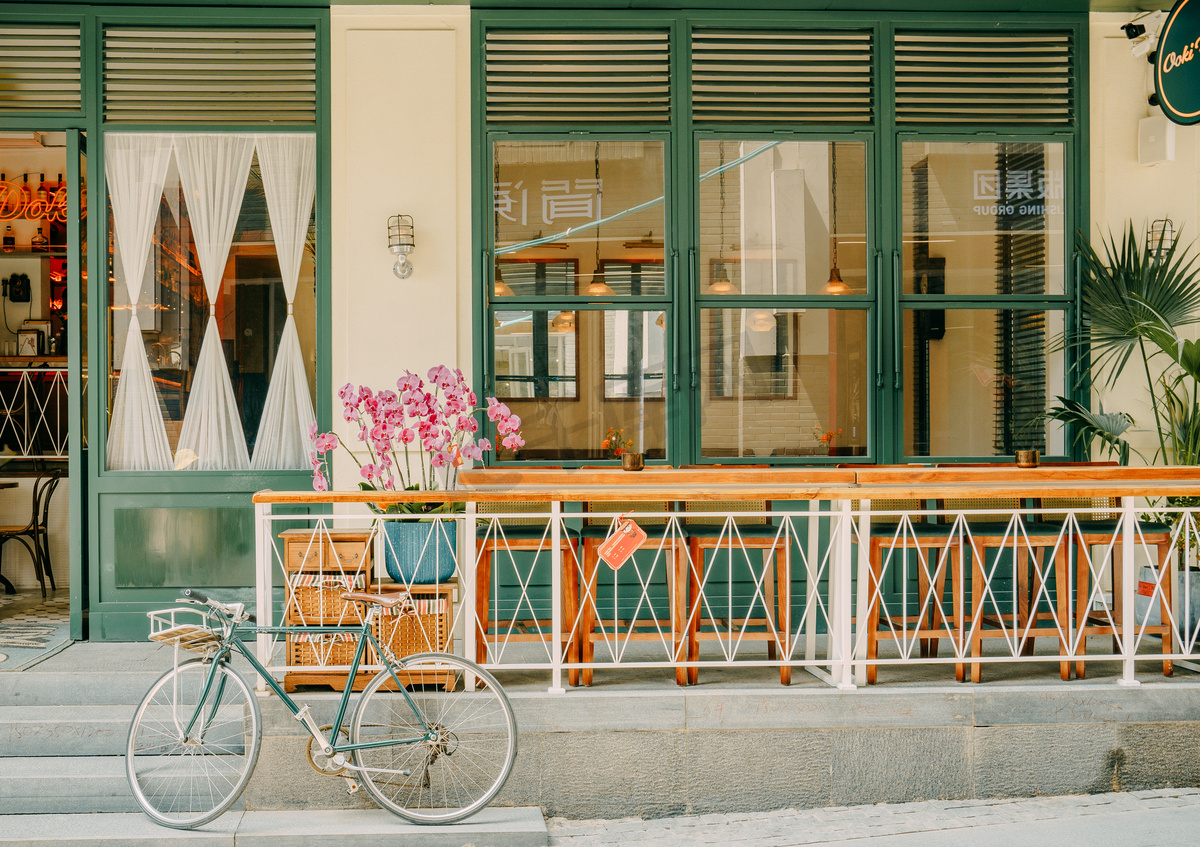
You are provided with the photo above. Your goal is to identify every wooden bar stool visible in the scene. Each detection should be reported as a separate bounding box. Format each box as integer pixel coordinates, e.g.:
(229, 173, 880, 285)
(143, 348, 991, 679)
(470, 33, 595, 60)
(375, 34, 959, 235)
(1047, 497, 1175, 679)
(863, 499, 969, 684)
(578, 500, 686, 686)
(683, 499, 790, 685)
(475, 499, 582, 684)
(940, 497, 1070, 682)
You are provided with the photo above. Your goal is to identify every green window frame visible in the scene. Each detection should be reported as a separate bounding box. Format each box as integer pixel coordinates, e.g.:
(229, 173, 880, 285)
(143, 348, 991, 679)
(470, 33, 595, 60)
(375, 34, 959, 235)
(474, 9, 1089, 467)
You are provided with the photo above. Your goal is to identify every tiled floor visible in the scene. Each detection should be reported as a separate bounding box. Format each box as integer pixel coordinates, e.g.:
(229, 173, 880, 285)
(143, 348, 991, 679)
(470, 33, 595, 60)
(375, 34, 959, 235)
(0, 590, 71, 668)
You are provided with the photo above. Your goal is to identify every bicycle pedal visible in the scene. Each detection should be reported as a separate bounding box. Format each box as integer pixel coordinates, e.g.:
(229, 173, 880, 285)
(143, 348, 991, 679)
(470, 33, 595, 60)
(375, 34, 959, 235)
(343, 778, 360, 795)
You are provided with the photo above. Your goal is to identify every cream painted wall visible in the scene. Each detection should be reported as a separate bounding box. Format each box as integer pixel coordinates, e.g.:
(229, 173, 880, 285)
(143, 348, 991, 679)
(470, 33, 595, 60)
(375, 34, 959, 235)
(329, 6, 472, 487)
(1090, 13, 1200, 463)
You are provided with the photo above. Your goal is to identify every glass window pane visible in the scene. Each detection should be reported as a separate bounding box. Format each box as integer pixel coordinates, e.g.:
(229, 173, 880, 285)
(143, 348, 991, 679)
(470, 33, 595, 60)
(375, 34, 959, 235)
(698, 140, 868, 297)
(700, 308, 868, 459)
(901, 141, 1065, 296)
(493, 308, 666, 462)
(903, 308, 1065, 457)
(492, 141, 666, 297)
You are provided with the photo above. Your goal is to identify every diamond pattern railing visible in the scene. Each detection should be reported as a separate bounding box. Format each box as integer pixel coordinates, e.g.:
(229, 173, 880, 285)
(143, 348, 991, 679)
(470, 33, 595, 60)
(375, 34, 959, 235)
(0, 366, 75, 459)
(253, 497, 1200, 691)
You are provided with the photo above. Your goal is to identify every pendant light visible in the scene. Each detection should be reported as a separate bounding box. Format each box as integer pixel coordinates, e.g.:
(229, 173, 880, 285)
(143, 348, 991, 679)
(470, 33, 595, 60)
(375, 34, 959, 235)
(552, 310, 576, 332)
(707, 141, 736, 295)
(823, 142, 852, 296)
(583, 141, 615, 297)
(493, 265, 514, 297)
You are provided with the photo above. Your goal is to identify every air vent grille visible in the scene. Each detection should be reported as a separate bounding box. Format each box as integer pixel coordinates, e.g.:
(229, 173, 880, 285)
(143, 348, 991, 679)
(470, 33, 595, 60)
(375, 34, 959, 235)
(0, 25, 81, 113)
(104, 28, 317, 124)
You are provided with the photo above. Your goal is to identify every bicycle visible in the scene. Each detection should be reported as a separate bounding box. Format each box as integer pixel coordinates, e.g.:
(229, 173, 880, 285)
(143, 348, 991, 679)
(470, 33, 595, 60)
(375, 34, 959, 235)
(125, 588, 517, 830)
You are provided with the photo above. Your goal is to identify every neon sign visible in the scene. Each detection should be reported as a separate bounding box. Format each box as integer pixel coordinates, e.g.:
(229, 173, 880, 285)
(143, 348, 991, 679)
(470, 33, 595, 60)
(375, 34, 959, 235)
(0, 183, 87, 223)
(1156, 0, 1200, 125)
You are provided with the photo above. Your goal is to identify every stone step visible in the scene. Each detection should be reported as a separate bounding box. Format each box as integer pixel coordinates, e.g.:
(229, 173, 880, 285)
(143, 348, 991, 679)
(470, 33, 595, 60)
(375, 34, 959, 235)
(0, 706, 133, 757)
(0, 758, 139, 815)
(0, 670, 167, 707)
(0, 808, 549, 846)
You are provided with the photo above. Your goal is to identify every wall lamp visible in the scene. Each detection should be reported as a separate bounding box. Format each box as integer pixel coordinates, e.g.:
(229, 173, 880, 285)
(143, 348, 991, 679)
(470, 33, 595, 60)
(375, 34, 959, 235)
(388, 214, 415, 279)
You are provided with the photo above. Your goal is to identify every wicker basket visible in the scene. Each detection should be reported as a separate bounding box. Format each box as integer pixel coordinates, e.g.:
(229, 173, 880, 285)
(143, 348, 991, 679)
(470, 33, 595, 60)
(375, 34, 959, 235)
(287, 572, 367, 624)
(373, 595, 449, 659)
(287, 632, 361, 668)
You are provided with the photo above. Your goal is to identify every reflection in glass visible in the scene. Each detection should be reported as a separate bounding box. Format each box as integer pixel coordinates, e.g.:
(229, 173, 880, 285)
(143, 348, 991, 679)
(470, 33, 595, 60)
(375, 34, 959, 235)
(494, 310, 577, 400)
(700, 308, 868, 459)
(698, 140, 868, 297)
(493, 309, 665, 461)
(903, 309, 1064, 457)
(492, 141, 666, 296)
(902, 141, 1065, 297)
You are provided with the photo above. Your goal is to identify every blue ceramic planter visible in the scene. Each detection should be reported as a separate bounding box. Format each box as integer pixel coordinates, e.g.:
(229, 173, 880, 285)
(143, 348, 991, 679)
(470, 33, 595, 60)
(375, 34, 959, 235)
(382, 519, 457, 585)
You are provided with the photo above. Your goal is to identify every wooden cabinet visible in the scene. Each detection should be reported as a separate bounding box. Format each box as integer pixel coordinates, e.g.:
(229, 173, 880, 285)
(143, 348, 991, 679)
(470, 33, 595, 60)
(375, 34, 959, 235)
(278, 528, 457, 691)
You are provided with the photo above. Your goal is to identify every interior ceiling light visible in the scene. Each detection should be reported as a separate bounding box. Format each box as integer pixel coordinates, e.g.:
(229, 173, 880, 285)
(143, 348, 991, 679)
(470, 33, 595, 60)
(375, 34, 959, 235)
(707, 142, 737, 296)
(746, 308, 776, 332)
(0, 131, 44, 148)
(623, 231, 664, 250)
(582, 141, 615, 297)
(493, 266, 514, 297)
(822, 143, 852, 296)
(552, 310, 576, 332)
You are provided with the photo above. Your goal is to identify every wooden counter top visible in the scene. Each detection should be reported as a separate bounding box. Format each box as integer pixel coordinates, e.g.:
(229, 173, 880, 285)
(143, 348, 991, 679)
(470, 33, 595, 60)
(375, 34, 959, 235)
(254, 464, 1200, 505)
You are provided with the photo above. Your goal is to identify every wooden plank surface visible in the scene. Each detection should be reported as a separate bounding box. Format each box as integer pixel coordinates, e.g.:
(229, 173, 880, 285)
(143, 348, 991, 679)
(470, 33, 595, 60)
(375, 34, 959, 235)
(254, 464, 1200, 505)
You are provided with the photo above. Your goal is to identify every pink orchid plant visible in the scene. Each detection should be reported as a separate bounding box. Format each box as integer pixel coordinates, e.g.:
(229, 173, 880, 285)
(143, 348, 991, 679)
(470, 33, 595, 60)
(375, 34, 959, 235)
(309, 365, 524, 512)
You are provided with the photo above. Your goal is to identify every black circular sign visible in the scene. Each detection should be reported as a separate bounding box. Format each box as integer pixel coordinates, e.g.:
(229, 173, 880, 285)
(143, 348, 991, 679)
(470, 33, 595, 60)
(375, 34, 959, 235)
(1156, 0, 1200, 125)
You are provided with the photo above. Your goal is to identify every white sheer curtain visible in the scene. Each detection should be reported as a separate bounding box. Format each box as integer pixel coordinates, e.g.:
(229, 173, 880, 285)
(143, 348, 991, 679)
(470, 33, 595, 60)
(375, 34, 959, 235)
(251, 133, 317, 469)
(173, 134, 255, 471)
(105, 134, 174, 471)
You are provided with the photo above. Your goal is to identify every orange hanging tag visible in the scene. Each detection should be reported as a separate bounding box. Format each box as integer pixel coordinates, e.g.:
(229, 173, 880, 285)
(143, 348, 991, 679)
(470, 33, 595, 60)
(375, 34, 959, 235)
(597, 516, 647, 571)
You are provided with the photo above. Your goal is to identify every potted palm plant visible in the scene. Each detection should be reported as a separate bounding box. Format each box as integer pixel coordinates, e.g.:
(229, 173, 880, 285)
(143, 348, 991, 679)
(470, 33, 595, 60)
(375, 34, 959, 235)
(1048, 222, 1200, 465)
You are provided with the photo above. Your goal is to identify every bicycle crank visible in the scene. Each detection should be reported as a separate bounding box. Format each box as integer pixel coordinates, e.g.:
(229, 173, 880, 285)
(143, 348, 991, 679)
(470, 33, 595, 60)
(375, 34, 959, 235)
(306, 725, 350, 776)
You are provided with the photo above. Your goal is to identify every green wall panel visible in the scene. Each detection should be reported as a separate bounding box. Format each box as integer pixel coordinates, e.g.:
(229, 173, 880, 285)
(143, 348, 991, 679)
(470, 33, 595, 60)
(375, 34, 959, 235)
(110, 506, 253, 589)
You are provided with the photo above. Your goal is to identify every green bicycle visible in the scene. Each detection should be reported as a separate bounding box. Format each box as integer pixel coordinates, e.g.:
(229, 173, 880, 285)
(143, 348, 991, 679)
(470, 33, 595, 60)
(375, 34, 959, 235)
(125, 588, 517, 829)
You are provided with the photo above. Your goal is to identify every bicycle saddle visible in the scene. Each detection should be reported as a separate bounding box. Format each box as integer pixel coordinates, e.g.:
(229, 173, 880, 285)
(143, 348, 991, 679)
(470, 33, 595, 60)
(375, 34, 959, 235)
(340, 591, 410, 608)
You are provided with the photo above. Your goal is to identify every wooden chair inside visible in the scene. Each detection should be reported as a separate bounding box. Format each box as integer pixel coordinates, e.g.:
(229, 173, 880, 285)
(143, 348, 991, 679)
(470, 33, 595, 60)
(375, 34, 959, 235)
(1035, 496, 1173, 679)
(579, 500, 686, 686)
(0, 472, 60, 598)
(474, 496, 582, 685)
(682, 496, 790, 685)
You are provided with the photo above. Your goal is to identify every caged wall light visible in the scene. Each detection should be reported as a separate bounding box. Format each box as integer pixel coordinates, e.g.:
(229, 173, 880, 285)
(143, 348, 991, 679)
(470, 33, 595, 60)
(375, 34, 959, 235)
(388, 214, 415, 279)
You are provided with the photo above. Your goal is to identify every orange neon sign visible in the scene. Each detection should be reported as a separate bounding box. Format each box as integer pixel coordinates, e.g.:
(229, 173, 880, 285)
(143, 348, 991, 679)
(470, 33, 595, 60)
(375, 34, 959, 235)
(0, 183, 87, 223)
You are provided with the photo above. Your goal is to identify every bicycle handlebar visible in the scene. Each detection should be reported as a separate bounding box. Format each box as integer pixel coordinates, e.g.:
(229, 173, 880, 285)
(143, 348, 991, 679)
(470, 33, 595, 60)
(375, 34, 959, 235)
(181, 588, 256, 624)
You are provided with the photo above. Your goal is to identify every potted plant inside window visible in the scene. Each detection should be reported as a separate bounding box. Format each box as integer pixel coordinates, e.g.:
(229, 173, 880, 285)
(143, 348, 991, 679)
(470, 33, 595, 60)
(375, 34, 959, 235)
(310, 366, 523, 585)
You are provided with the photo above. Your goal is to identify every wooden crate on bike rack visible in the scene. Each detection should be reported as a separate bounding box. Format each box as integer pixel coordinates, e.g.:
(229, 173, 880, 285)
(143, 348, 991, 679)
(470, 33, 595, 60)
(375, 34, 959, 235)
(279, 528, 376, 692)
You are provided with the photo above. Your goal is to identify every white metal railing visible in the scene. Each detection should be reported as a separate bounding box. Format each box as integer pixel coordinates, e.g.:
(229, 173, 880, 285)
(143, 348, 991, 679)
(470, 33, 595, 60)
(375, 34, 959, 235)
(0, 366, 77, 459)
(253, 495, 1200, 692)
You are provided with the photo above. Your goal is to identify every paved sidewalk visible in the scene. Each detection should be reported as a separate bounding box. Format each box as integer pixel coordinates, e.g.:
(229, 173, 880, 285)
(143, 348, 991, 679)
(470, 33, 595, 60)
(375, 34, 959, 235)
(547, 789, 1200, 846)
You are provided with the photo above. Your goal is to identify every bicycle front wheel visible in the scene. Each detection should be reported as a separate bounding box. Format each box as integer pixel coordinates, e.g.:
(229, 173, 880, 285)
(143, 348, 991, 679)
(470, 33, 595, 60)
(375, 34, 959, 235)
(351, 652, 517, 824)
(126, 659, 261, 829)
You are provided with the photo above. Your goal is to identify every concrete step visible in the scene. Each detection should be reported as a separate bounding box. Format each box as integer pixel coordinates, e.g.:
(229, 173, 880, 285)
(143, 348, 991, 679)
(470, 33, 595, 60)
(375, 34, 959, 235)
(0, 808, 549, 846)
(0, 670, 166, 707)
(0, 758, 139, 815)
(0, 705, 133, 756)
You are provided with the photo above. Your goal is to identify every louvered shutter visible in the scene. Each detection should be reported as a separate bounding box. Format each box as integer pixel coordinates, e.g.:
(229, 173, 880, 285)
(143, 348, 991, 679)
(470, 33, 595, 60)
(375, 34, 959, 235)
(485, 31, 670, 124)
(894, 31, 1073, 126)
(691, 30, 873, 124)
(103, 28, 317, 124)
(0, 25, 81, 113)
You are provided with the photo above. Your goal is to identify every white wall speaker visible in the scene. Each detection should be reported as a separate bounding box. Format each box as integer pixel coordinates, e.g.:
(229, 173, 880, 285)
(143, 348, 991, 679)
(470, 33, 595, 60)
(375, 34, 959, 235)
(1139, 114, 1175, 166)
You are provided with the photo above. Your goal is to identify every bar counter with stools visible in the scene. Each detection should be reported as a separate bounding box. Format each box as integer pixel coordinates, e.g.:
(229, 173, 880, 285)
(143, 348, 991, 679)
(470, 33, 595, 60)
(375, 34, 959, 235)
(253, 465, 1200, 691)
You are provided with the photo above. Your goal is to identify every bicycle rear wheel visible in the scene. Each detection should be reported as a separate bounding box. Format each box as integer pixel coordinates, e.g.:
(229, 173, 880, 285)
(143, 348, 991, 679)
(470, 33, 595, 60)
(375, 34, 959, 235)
(126, 659, 261, 829)
(351, 652, 517, 824)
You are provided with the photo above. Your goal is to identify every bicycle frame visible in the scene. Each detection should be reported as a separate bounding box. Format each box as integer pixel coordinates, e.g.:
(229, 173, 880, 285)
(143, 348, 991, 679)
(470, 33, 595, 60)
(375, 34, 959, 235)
(182, 606, 433, 758)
